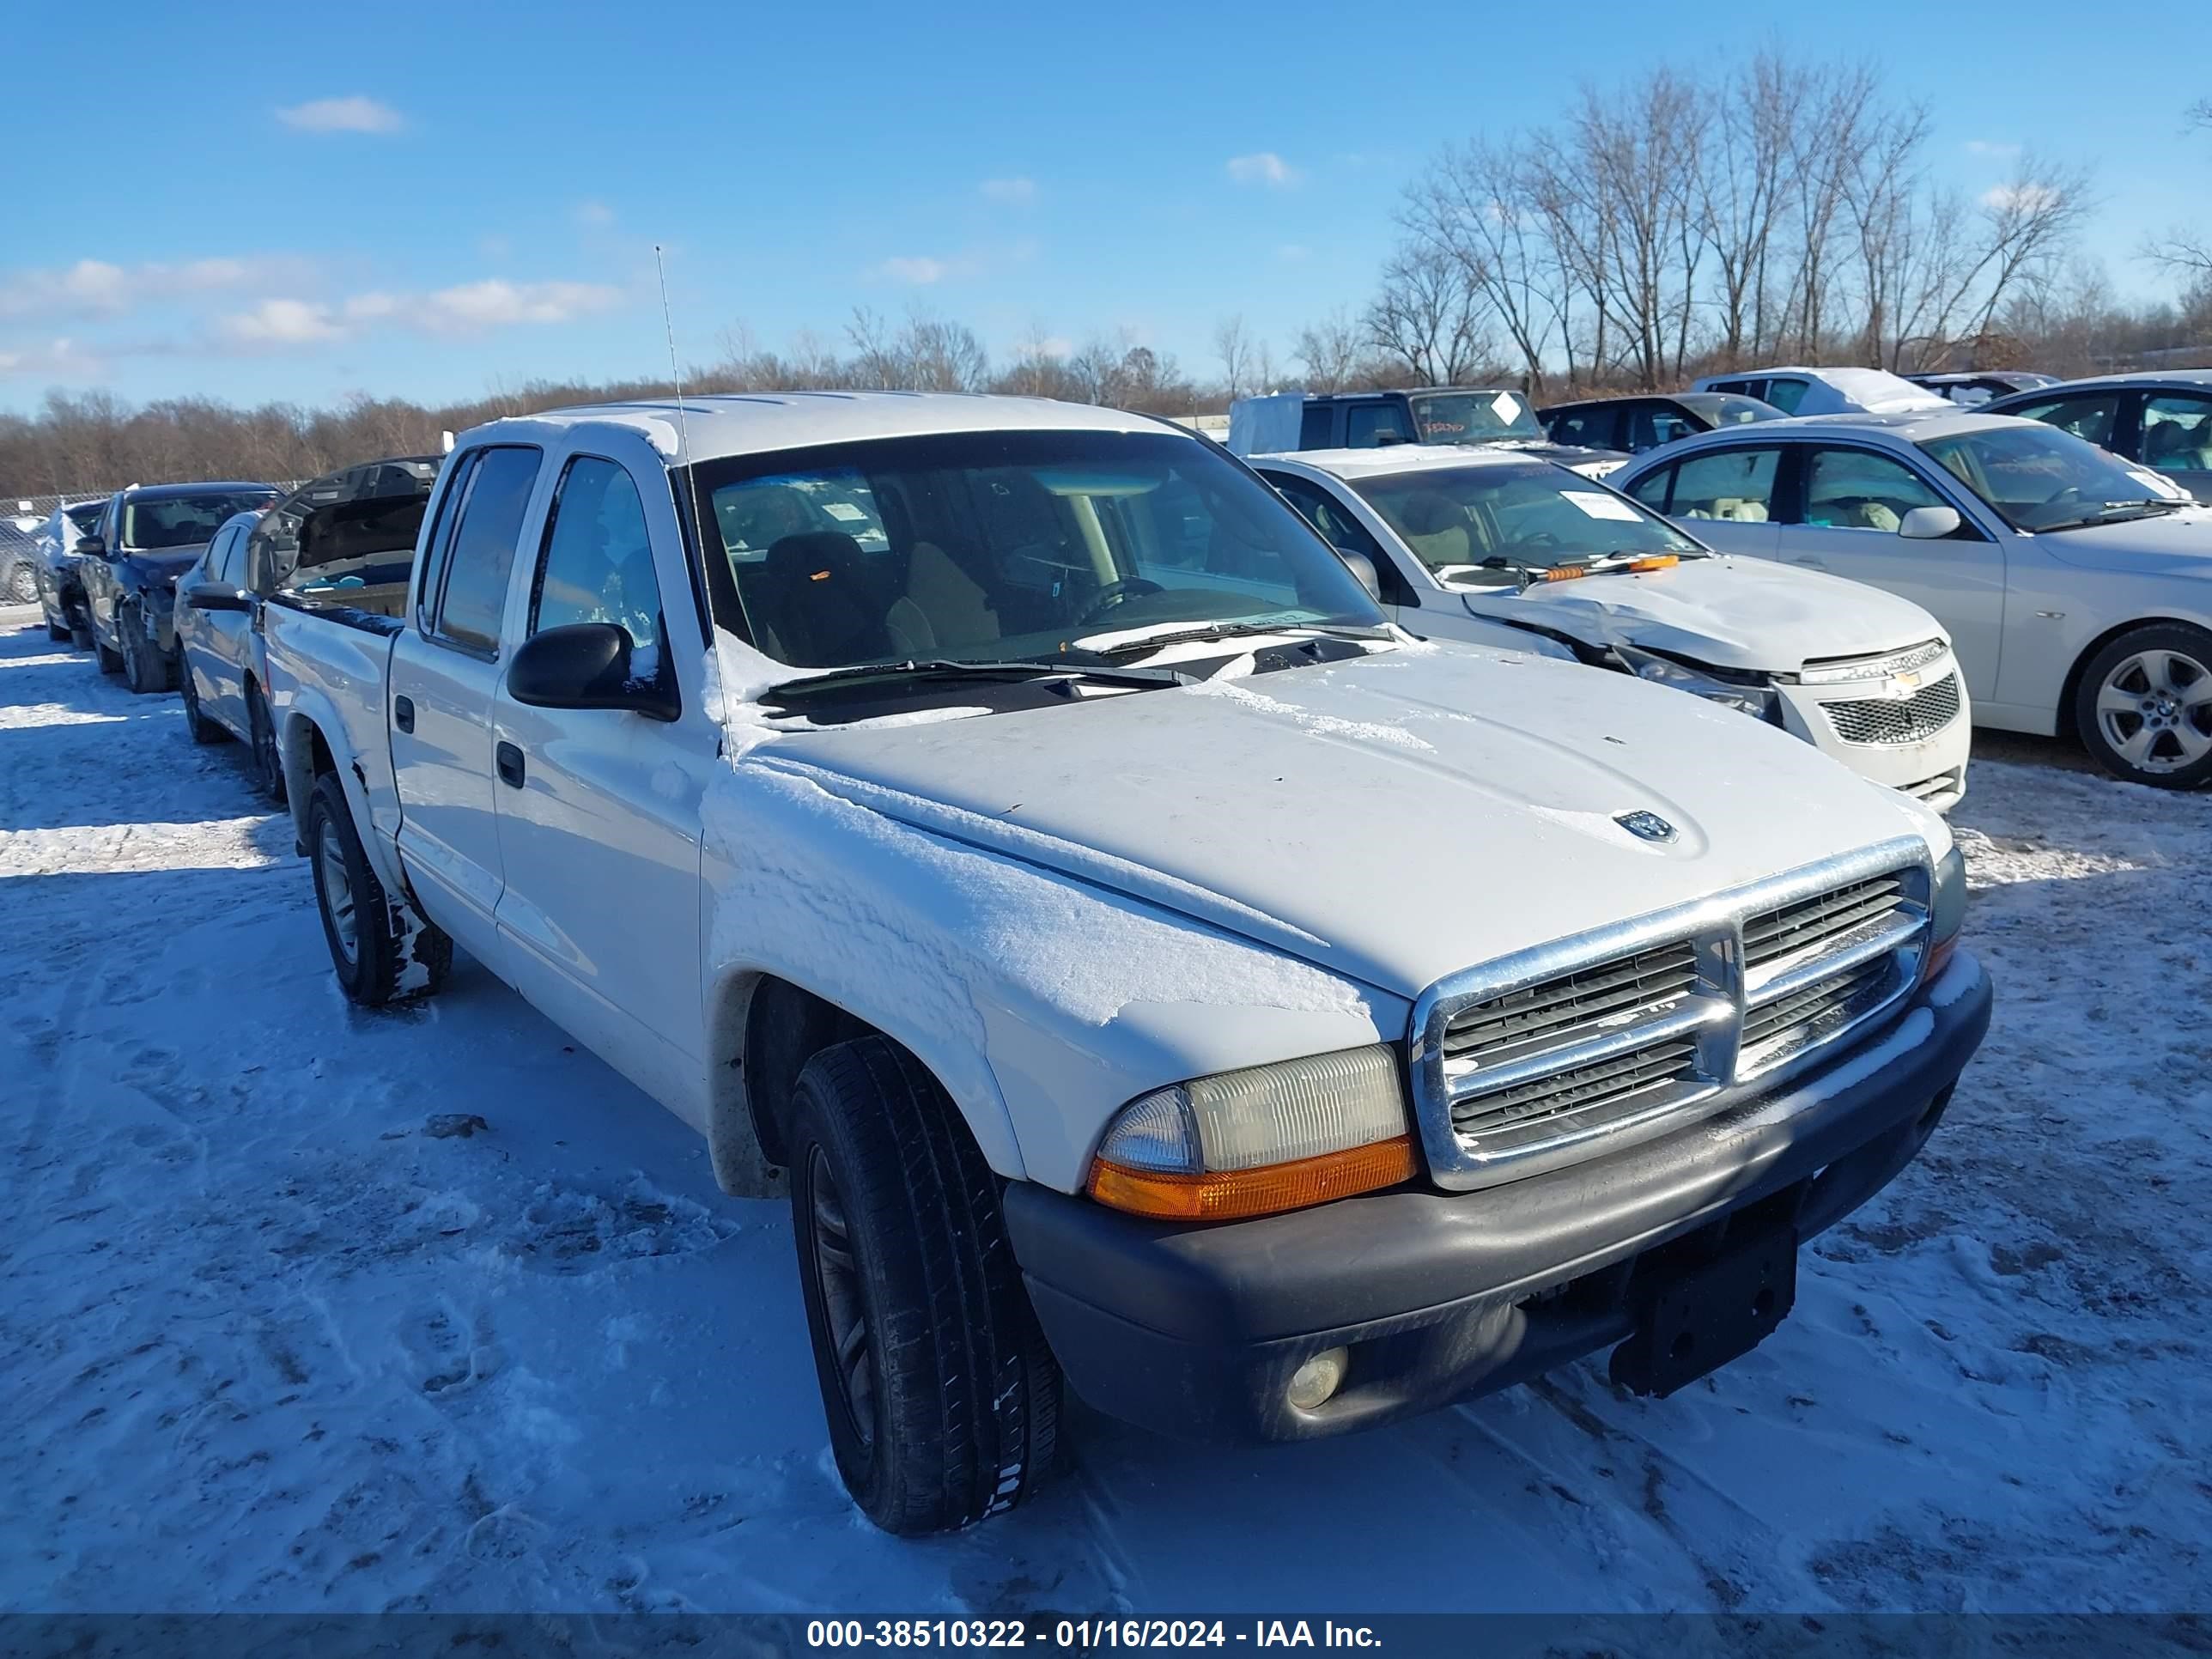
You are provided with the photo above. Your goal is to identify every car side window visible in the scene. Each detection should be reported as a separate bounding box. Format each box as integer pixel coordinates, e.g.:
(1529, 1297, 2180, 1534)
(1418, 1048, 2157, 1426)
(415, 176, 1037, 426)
(2140, 393, 2212, 476)
(426, 446, 543, 653)
(1626, 463, 1674, 511)
(1344, 403, 1410, 447)
(531, 457, 664, 656)
(1264, 473, 1408, 604)
(1298, 404, 1334, 447)
(1803, 447, 1945, 532)
(1626, 406, 1695, 452)
(1760, 378, 1809, 415)
(2009, 392, 2119, 449)
(1667, 448, 1782, 522)
(1551, 408, 1616, 449)
(210, 526, 242, 586)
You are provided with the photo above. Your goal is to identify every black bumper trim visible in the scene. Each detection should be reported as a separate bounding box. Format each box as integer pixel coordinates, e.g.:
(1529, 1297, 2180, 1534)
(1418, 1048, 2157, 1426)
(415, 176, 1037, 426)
(1006, 950, 1991, 1444)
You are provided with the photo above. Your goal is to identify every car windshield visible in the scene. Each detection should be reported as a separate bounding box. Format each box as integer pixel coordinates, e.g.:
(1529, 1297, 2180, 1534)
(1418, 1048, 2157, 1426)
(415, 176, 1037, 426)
(693, 429, 1386, 673)
(124, 491, 276, 550)
(1350, 461, 1702, 584)
(65, 503, 102, 534)
(1917, 424, 2183, 532)
(1407, 390, 1541, 444)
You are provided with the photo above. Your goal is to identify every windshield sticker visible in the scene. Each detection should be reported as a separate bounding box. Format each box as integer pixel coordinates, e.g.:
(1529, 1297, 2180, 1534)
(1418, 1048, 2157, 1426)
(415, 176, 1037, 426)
(1560, 489, 1643, 522)
(822, 501, 869, 522)
(1490, 392, 1523, 424)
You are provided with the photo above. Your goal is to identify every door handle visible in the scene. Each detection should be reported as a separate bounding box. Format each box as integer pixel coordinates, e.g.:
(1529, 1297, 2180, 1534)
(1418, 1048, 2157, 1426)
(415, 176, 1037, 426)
(495, 741, 526, 789)
(392, 695, 414, 732)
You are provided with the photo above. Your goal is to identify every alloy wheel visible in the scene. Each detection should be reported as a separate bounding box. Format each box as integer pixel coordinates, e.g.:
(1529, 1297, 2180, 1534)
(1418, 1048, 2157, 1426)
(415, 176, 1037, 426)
(315, 816, 360, 965)
(2094, 648, 2212, 774)
(805, 1146, 876, 1449)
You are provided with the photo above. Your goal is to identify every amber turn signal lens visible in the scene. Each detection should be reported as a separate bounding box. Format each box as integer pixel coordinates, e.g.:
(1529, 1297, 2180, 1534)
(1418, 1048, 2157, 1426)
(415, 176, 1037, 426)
(1927, 934, 1958, 978)
(1088, 1135, 1419, 1222)
(1627, 556, 1680, 573)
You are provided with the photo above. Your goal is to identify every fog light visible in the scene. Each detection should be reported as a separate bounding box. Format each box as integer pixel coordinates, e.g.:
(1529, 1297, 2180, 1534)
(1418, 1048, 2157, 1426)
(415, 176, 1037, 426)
(1286, 1346, 1349, 1412)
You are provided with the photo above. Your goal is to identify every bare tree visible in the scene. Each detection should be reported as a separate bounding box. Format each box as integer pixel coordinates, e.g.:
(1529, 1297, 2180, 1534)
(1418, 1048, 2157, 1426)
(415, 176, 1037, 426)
(2145, 99, 2212, 279)
(1364, 240, 1494, 386)
(1213, 314, 1254, 401)
(1292, 307, 1363, 391)
(1401, 137, 1562, 388)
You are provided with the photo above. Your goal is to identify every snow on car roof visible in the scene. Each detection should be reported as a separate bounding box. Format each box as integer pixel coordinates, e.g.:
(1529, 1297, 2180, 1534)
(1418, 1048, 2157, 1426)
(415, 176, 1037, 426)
(1255, 444, 1546, 478)
(1655, 409, 2030, 449)
(461, 391, 1177, 468)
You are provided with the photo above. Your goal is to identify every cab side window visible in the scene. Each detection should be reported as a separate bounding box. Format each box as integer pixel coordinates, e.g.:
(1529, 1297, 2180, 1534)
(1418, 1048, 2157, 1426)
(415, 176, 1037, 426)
(531, 457, 664, 656)
(2008, 392, 2119, 448)
(1760, 378, 1809, 414)
(1264, 473, 1408, 605)
(2140, 392, 2212, 476)
(1668, 448, 1782, 522)
(1344, 403, 1411, 447)
(1298, 404, 1335, 448)
(1550, 408, 1618, 449)
(1803, 447, 1943, 532)
(423, 446, 544, 653)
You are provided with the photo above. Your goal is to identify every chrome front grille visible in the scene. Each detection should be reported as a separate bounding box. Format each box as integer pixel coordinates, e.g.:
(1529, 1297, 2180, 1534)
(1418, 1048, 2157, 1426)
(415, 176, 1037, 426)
(1820, 673, 1963, 746)
(1409, 838, 1933, 1190)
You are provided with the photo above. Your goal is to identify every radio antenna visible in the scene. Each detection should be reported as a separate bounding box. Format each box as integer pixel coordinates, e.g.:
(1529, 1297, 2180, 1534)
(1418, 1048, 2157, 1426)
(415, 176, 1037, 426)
(653, 244, 694, 465)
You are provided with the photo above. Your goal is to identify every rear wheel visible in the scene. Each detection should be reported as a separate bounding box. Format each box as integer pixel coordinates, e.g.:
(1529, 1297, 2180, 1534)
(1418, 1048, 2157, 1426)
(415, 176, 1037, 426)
(247, 682, 286, 802)
(307, 772, 453, 1006)
(178, 656, 228, 744)
(2074, 623, 2212, 790)
(6, 563, 34, 604)
(787, 1035, 1060, 1535)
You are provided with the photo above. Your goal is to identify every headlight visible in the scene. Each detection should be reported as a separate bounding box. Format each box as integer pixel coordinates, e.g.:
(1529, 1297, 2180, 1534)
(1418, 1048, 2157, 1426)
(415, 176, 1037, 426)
(1616, 644, 1780, 722)
(1928, 843, 1967, 973)
(1088, 1046, 1416, 1221)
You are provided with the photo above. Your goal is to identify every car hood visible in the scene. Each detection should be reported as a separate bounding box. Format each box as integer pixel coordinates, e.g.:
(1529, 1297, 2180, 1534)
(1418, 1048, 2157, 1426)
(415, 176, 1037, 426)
(2035, 508, 2212, 578)
(1453, 555, 1944, 673)
(119, 548, 206, 587)
(762, 644, 1939, 1000)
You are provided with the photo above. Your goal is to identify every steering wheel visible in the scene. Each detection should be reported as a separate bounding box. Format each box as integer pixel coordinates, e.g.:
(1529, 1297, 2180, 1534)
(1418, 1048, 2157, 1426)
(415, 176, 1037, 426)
(1505, 531, 1564, 557)
(1075, 578, 1164, 626)
(2042, 483, 2082, 508)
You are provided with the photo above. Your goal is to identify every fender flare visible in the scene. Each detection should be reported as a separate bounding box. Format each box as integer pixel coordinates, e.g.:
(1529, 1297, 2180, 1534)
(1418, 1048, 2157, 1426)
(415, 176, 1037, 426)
(277, 690, 409, 899)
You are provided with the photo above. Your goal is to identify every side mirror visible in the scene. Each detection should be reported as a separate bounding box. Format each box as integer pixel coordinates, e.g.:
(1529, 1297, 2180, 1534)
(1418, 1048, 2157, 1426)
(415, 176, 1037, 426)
(185, 582, 252, 612)
(74, 535, 106, 558)
(1898, 505, 1963, 540)
(507, 623, 678, 722)
(1335, 546, 1383, 602)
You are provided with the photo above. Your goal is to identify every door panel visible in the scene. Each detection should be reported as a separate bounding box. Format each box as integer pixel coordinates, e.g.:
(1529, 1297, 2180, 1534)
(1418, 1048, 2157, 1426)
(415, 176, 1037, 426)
(388, 633, 508, 964)
(489, 447, 715, 1094)
(1777, 446, 2006, 696)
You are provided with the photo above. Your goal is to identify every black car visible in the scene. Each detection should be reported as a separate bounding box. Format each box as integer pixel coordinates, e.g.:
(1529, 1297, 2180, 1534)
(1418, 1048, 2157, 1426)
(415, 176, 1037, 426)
(30, 497, 110, 643)
(1231, 387, 1630, 475)
(76, 481, 282, 692)
(1981, 370, 2212, 504)
(1539, 392, 1785, 454)
(1905, 370, 2058, 407)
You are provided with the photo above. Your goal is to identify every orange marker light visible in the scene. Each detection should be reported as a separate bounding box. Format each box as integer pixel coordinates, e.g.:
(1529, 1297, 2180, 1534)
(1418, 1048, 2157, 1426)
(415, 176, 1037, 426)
(1088, 1136, 1418, 1222)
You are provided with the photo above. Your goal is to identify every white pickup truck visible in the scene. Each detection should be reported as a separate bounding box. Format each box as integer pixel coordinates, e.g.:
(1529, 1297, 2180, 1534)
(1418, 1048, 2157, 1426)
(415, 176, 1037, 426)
(262, 392, 1991, 1536)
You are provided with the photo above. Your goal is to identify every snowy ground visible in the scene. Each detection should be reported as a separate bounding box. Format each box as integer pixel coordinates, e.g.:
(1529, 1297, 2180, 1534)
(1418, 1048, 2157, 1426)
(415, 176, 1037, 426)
(1, 599, 2206, 1616)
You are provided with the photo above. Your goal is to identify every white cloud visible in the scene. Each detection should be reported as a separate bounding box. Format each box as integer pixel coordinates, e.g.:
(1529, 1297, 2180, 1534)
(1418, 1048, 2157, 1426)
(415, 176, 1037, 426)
(981, 176, 1037, 205)
(878, 256, 951, 284)
(0, 256, 312, 321)
(275, 95, 404, 134)
(1983, 181, 2061, 214)
(1966, 139, 2023, 159)
(210, 279, 622, 352)
(573, 200, 617, 228)
(0, 337, 99, 379)
(1226, 152, 1299, 187)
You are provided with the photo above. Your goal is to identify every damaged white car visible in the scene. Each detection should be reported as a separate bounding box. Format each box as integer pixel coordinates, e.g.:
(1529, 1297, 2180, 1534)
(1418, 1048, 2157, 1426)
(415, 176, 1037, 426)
(261, 393, 1990, 1535)
(1254, 447, 1972, 811)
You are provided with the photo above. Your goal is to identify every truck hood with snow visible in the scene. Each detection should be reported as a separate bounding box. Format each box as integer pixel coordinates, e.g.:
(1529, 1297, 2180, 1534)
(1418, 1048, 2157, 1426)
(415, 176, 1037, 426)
(761, 642, 1941, 1000)
(1453, 554, 1943, 673)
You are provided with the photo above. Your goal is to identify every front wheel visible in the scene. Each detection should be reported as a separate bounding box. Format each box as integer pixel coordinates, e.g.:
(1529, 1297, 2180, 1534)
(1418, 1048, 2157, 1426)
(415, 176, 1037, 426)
(46, 617, 70, 644)
(787, 1036, 1060, 1535)
(2074, 623, 2212, 789)
(179, 656, 228, 745)
(307, 772, 453, 1006)
(118, 604, 173, 694)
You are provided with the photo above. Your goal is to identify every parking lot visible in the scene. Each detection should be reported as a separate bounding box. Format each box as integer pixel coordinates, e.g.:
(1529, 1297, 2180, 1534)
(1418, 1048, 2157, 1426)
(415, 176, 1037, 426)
(1, 597, 2205, 1613)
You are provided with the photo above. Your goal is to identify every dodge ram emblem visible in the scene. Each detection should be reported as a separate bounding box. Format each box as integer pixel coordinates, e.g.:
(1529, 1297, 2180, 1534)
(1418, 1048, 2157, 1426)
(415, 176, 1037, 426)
(1614, 810, 1677, 843)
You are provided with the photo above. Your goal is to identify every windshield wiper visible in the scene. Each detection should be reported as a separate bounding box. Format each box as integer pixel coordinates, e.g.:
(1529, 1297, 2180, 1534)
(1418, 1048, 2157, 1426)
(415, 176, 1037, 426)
(1091, 620, 1393, 658)
(769, 657, 1194, 699)
(2037, 500, 2186, 532)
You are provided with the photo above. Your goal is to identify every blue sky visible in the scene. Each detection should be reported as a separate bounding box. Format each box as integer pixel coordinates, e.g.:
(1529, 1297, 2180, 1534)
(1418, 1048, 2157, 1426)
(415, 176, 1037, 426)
(3, 0, 2200, 413)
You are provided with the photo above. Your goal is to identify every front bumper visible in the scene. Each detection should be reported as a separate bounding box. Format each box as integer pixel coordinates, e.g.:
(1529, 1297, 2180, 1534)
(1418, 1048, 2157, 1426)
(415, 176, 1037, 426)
(1006, 949, 1990, 1445)
(1776, 670, 1972, 812)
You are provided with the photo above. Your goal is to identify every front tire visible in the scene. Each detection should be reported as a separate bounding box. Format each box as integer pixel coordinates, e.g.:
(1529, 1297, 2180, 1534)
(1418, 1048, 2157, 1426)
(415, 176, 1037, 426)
(307, 772, 453, 1006)
(118, 603, 173, 694)
(46, 617, 70, 644)
(93, 619, 122, 675)
(2074, 623, 2212, 789)
(6, 564, 34, 604)
(788, 1036, 1060, 1535)
(179, 658, 228, 744)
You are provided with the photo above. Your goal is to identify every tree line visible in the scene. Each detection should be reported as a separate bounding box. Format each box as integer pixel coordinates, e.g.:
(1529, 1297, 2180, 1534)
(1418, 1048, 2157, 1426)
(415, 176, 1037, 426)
(3, 56, 2207, 498)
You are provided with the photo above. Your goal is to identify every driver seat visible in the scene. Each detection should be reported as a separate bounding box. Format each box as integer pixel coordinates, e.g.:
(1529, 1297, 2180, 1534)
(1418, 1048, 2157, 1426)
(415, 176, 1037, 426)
(1392, 490, 1472, 568)
(886, 540, 1000, 655)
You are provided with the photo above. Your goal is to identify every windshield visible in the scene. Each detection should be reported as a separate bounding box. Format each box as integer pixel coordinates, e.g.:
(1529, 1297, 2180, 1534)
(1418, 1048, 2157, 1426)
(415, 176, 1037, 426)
(1351, 461, 1701, 584)
(123, 491, 276, 551)
(64, 503, 103, 535)
(1407, 390, 1540, 444)
(693, 429, 1385, 672)
(1917, 424, 2182, 532)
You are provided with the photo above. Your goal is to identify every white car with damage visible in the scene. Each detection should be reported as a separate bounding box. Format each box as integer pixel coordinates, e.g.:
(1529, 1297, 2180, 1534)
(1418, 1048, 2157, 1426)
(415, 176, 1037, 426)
(1253, 447, 1973, 811)
(260, 392, 1992, 1534)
